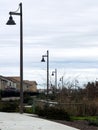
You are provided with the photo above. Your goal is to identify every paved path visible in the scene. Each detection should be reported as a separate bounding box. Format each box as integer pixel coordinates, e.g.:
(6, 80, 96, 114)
(0, 112, 79, 130)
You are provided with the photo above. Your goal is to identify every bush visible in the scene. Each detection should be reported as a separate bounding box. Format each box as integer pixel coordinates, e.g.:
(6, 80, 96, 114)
(24, 107, 33, 114)
(0, 101, 19, 112)
(88, 118, 98, 126)
(83, 102, 98, 116)
(35, 106, 71, 121)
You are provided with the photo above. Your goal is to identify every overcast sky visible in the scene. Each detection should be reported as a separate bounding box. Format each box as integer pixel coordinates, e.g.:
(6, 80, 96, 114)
(0, 0, 98, 88)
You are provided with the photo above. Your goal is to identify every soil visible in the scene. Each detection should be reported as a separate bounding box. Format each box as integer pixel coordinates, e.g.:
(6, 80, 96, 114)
(54, 120, 98, 130)
(34, 115, 98, 130)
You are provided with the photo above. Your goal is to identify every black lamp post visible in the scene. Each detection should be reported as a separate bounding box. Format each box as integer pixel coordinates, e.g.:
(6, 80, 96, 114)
(60, 76, 64, 89)
(6, 3, 23, 114)
(52, 69, 57, 89)
(41, 50, 49, 97)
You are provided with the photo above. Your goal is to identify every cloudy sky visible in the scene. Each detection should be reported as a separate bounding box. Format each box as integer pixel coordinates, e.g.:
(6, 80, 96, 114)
(0, 0, 98, 88)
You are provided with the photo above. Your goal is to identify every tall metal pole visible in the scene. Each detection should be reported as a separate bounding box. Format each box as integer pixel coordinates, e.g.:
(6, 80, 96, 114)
(52, 69, 57, 89)
(47, 50, 49, 97)
(55, 69, 57, 89)
(6, 3, 23, 113)
(41, 50, 49, 99)
(62, 76, 63, 89)
(60, 76, 63, 89)
(20, 3, 23, 114)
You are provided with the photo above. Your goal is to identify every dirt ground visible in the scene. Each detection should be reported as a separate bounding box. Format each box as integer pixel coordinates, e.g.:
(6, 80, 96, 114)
(54, 120, 98, 130)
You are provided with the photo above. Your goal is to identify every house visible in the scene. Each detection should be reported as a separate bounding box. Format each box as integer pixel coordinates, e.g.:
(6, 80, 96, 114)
(0, 75, 37, 92)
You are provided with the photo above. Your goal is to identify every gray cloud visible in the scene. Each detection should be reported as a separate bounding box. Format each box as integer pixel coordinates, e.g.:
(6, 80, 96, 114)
(0, 0, 98, 87)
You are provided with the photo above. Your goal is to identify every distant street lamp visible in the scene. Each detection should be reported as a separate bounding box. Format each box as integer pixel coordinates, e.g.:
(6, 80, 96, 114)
(6, 3, 23, 114)
(60, 76, 64, 89)
(41, 50, 49, 97)
(52, 69, 57, 89)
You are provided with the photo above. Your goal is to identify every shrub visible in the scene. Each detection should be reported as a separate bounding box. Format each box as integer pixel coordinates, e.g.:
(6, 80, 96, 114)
(0, 101, 19, 112)
(88, 118, 98, 126)
(24, 107, 33, 114)
(83, 102, 98, 116)
(23, 94, 32, 103)
(35, 106, 71, 121)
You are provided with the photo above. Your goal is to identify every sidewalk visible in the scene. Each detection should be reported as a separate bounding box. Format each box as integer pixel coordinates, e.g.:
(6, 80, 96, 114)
(0, 112, 79, 130)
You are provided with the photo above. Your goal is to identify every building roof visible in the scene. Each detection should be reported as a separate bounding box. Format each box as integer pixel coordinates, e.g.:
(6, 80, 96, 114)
(24, 80, 37, 85)
(0, 76, 37, 86)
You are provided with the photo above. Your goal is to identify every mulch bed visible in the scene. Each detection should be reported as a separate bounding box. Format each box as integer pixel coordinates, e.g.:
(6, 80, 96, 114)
(32, 115, 98, 130)
(53, 120, 98, 130)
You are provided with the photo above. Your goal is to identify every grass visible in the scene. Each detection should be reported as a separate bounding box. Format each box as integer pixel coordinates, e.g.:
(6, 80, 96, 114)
(71, 116, 98, 121)
(71, 116, 98, 126)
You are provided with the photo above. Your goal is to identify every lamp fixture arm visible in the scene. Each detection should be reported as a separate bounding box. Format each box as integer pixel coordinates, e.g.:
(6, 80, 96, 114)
(9, 3, 22, 16)
(42, 54, 47, 58)
(9, 12, 21, 16)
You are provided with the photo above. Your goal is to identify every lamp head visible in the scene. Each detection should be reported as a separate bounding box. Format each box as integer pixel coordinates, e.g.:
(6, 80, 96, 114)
(41, 56, 45, 62)
(6, 15, 16, 25)
(52, 72, 54, 76)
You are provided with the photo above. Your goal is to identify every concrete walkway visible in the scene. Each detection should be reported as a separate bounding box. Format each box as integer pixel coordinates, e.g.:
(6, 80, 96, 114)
(0, 112, 79, 130)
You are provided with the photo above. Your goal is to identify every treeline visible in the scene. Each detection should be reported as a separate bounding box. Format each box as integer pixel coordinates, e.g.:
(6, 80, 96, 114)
(56, 81, 98, 102)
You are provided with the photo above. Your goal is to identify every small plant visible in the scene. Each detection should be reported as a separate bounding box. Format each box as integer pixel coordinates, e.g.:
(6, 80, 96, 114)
(24, 107, 33, 114)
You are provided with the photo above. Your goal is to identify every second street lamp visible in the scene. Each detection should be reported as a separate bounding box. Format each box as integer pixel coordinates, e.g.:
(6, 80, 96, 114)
(52, 69, 57, 90)
(60, 76, 64, 89)
(41, 50, 49, 98)
(6, 3, 23, 114)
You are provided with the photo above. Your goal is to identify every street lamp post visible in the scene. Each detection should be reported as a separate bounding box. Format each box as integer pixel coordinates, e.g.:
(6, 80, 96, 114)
(60, 76, 64, 89)
(52, 69, 57, 90)
(6, 3, 23, 114)
(41, 50, 49, 98)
